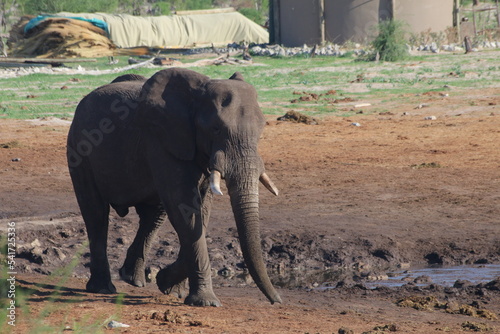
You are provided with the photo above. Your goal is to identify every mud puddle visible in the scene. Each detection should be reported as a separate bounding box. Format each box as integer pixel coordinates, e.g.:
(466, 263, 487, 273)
(366, 264, 500, 288)
(213, 265, 500, 291)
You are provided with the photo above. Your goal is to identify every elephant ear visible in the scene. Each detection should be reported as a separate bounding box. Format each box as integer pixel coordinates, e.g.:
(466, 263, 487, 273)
(137, 68, 209, 161)
(229, 72, 245, 81)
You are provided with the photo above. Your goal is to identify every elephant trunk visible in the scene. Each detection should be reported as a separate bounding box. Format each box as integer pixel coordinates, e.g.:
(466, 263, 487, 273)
(225, 170, 282, 305)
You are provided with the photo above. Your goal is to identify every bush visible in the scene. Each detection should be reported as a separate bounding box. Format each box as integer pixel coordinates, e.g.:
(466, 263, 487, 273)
(22, 0, 118, 14)
(371, 19, 409, 62)
(239, 7, 265, 26)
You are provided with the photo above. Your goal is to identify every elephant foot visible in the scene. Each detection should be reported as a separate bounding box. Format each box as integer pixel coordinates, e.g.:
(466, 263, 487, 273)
(185, 289, 222, 307)
(119, 265, 146, 287)
(86, 277, 116, 294)
(156, 264, 188, 298)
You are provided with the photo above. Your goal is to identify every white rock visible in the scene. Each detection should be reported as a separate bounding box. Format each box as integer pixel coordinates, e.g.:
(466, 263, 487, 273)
(107, 321, 130, 329)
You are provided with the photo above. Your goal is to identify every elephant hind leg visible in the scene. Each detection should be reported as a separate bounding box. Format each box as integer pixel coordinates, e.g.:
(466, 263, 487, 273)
(120, 203, 166, 287)
(70, 167, 114, 294)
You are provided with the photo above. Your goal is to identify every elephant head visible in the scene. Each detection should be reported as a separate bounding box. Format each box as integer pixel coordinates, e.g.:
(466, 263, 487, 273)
(136, 68, 281, 304)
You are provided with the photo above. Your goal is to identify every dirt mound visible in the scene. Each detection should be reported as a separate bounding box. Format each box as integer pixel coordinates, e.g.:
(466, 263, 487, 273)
(8, 17, 116, 58)
(277, 110, 318, 125)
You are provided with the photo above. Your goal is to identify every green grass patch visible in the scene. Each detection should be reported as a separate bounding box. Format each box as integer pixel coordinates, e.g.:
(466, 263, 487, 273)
(0, 51, 499, 119)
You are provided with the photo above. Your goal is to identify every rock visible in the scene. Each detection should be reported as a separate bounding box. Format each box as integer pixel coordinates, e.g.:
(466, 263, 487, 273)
(415, 104, 430, 109)
(211, 251, 225, 262)
(250, 46, 261, 54)
(367, 274, 389, 281)
(373, 323, 399, 332)
(414, 275, 432, 284)
(398, 262, 411, 269)
(31, 239, 42, 247)
(50, 247, 67, 261)
(454, 279, 473, 289)
(338, 327, 354, 334)
(484, 277, 500, 291)
(106, 320, 130, 329)
(261, 237, 274, 252)
(424, 116, 437, 120)
(462, 321, 494, 332)
(351, 122, 361, 127)
(218, 266, 234, 278)
(146, 266, 160, 283)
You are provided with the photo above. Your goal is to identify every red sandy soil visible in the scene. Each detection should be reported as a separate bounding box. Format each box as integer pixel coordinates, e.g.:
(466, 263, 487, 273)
(0, 86, 499, 333)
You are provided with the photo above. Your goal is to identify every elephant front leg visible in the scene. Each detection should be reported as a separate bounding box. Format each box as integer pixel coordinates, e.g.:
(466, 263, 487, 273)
(156, 253, 189, 298)
(158, 176, 220, 306)
(120, 203, 166, 287)
(182, 224, 220, 307)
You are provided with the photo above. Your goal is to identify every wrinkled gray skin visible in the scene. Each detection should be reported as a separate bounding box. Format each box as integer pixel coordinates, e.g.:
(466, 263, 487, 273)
(67, 68, 282, 306)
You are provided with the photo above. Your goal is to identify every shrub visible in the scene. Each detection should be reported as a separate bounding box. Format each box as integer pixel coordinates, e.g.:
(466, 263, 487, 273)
(371, 19, 409, 62)
(239, 7, 266, 26)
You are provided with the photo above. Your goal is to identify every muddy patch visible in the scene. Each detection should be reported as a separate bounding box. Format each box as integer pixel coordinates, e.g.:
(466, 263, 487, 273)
(277, 110, 319, 125)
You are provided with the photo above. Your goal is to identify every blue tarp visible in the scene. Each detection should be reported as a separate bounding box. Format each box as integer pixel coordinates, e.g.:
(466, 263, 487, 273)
(24, 15, 109, 35)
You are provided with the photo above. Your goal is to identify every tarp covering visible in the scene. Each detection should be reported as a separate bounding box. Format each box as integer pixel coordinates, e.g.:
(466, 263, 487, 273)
(56, 11, 269, 48)
(24, 15, 109, 34)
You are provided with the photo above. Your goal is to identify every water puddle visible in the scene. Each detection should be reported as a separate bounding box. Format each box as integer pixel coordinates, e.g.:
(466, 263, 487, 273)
(215, 264, 499, 290)
(365, 264, 500, 289)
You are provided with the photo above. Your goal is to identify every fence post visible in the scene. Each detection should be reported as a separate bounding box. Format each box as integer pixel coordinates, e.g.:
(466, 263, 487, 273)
(270, 0, 280, 45)
(496, 0, 500, 28)
(319, 0, 325, 45)
(390, 0, 396, 20)
(472, 3, 477, 36)
(454, 0, 461, 42)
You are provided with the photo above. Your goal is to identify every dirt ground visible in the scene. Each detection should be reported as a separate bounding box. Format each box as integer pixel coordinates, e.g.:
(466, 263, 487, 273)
(0, 84, 499, 333)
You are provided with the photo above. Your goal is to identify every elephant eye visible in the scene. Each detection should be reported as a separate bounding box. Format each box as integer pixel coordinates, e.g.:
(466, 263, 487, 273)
(213, 127, 221, 136)
(221, 95, 232, 108)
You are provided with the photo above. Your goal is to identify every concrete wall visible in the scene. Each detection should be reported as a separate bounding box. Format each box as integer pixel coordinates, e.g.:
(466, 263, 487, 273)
(272, 0, 323, 47)
(324, 0, 388, 44)
(271, 0, 455, 46)
(396, 0, 454, 35)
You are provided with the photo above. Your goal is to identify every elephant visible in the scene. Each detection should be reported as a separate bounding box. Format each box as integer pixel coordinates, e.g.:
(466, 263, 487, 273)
(66, 68, 282, 306)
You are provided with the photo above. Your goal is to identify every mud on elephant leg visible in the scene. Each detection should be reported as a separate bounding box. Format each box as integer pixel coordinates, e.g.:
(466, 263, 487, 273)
(120, 203, 166, 287)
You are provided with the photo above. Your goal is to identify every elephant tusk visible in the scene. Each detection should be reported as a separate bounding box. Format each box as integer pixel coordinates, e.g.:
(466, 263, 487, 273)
(210, 170, 224, 196)
(259, 173, 279, 196)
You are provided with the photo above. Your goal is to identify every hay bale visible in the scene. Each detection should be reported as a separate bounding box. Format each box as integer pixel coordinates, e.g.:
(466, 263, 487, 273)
(9, 17, 117, 58)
